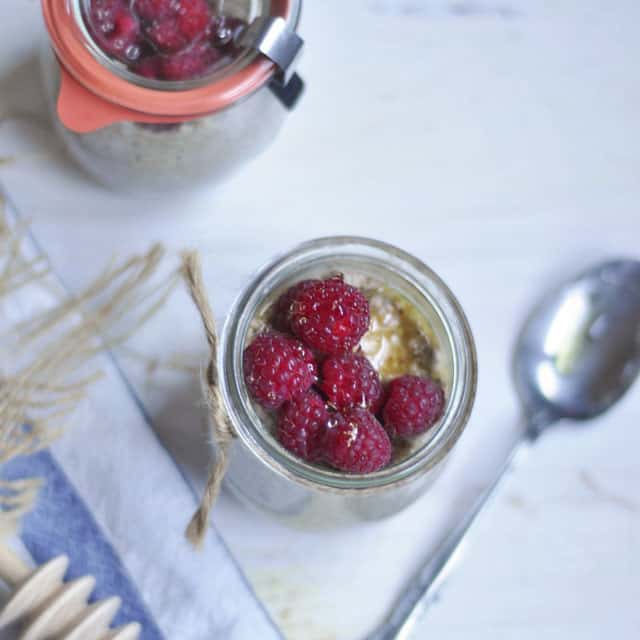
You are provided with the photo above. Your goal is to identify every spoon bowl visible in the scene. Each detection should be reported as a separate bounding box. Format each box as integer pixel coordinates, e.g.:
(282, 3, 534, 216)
(514, 259, 640, 425)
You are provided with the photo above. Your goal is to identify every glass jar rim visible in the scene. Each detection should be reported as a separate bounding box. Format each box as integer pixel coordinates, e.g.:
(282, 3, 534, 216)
(219, 237, 478, 494)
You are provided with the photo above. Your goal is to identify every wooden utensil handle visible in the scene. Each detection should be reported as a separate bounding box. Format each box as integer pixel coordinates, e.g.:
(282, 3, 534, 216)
(0, 544, 31, 587)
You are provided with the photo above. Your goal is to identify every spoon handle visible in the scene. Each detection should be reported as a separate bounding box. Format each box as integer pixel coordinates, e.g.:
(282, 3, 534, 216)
(371, 433, 532, 640)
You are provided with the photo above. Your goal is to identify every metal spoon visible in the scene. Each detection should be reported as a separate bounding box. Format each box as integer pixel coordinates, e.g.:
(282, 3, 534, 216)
(371, 259, 640, 640)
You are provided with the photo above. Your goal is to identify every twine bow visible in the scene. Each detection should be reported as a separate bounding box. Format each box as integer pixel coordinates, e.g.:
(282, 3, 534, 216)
(181, 252, 236, 548)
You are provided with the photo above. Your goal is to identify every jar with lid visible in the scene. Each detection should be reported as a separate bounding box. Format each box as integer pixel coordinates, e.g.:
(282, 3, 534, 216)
(40, 0, 304, 194)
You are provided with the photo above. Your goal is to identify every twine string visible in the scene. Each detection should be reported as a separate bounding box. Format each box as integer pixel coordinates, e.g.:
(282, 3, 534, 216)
(0, 197, 229, 545)
(0, 196, 179, 535)
(181, 251, 236, 549)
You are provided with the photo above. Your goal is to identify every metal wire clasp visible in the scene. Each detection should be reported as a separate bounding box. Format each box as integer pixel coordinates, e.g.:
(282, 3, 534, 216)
(240, 16, 304, 85)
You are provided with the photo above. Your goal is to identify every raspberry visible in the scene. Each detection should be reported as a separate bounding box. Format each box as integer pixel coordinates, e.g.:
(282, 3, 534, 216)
(89, 0, 130, 30)
(289, 276, 370, 355)
(137, 0, 211, 52)
(133, 55, 162, 79)
(145, 18, 189, 53)
(382, 375, 445, 438)
(159, 42, 220, 80)
(277, 391, 330, 461)
(176, 0, 212, 40)
(320, 353, 383, 412)
(322, 408, 392, 473)
(134, 0, 172, 21)
(243, 332, 317, 410)
(135, 0, 208, 23)
(273, 280, 314, 331)
(88, 0, 141, 62)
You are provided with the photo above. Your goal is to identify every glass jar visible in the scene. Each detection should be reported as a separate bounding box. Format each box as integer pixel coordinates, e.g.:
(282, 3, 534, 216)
(220, 237, 478, 527)
(39, 0, 303, 194)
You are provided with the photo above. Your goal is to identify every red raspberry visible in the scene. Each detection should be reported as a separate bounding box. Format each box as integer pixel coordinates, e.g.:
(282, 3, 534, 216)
(88, 0, 141, 62)
(320, 353, 383, 412)
(273, 280, 314, 331)
(289, 276, 370, 355)
(134, 0, 172, 20)
(133, 55, 162, 79)
(322, 408, 391, 474)
(243, 332, 317, 410)
(176, 0, 212, 40)
(159, 42, 220, 80)
(145, 18, 189, 52)
(137, 0, 211, 52)
(277, 391, 330, 462)
(382, 375, 445, 438)
(89, 0, 130, 29)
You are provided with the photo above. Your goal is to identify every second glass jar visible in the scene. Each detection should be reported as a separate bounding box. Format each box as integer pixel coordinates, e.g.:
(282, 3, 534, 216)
(40, 0, 303, 194)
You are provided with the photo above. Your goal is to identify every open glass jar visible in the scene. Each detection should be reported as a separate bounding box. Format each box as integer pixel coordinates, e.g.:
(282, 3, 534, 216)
(220, 237, 478, 528)
(40, 0, 303, 194)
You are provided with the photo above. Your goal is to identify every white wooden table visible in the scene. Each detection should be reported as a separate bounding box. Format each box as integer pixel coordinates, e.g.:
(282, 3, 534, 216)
(1, 1, 639, 638)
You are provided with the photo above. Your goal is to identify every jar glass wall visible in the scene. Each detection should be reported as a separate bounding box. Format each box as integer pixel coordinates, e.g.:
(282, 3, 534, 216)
(220, 237, 478, 527)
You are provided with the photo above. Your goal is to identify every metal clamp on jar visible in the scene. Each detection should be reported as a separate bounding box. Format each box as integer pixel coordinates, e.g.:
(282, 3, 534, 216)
(40, 0, 305, 193)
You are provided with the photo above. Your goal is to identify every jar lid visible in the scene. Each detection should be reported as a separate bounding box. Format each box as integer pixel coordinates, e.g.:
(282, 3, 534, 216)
(42, 0, 302, 131)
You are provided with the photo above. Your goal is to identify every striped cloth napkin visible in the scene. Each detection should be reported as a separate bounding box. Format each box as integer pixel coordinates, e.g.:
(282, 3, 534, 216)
(0, 190, 282, 640)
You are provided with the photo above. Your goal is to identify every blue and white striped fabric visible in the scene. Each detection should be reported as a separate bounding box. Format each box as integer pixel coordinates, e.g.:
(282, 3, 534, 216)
(0, 192, 282, 640)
